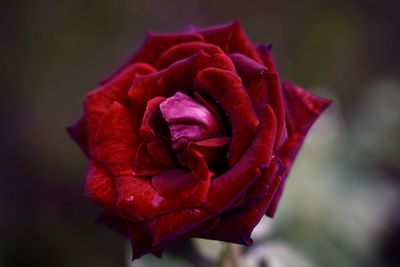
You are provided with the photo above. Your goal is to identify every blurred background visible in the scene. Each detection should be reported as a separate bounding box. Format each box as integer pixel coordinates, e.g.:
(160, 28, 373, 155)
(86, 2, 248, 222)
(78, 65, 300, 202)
(1, 0, 399, 266)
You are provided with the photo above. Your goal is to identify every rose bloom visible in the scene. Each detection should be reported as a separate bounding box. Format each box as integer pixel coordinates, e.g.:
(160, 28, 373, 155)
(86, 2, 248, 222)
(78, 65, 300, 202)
(68, 21, 331, 259)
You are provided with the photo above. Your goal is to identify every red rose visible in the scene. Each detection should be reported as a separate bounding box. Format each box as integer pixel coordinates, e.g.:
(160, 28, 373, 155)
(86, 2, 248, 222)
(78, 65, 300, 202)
(68, 21, 331, 259)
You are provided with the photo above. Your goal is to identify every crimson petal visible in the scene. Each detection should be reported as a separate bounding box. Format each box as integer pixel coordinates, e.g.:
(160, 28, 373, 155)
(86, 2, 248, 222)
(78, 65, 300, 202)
(156, 42, 223, 69)
(198, 170, 283, 245)
(204, 105, 277, 212)
(194, 67, 259, 166)
(93, 102, 140, 176)
(197, 21, 262, 64)
(84, 160, 117, 210)
(266, 82, 332, 217)
(84, 63, 155, 153)
(128, 50, 236, 118)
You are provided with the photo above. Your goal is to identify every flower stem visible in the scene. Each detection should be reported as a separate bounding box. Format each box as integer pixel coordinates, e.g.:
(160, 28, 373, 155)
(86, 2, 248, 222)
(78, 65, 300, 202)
(220, 243, 243, 267)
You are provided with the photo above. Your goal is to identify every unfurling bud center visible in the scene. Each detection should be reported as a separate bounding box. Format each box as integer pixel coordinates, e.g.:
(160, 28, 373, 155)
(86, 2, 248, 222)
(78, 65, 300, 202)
(159, 92, 224, 152)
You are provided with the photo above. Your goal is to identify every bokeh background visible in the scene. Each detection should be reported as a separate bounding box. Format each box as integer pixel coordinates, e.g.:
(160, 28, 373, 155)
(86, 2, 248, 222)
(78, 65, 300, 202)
(1, 0, 399, 266)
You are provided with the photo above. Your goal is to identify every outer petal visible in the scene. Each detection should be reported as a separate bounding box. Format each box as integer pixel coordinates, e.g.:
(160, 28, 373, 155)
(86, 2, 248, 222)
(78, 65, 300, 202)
(114, 170, 211, 222)
(156, 42, 224, 69)
(84, 160, 117, 210)
(256, 44, 277, 72)
(84, 63, 155, 153)
(101, 32, 204, 84)
(128, 51, 236, 119)
(266, 82, 332, 217)
(203, 105, 277, 212)
(196, 21, 263, 64)
(198, 168, 283, 245)
(93, 102, 140, 176)
(229, 53, 287, 151)
(194, 67, 259, 166)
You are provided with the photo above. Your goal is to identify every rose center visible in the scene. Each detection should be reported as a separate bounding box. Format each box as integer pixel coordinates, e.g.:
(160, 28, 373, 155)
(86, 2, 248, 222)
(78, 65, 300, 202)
(159, 92, 224, 152)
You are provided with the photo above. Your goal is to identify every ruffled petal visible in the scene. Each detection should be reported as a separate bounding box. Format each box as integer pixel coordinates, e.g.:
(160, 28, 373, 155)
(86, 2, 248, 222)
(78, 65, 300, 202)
(84, 63, 155, 153)
(256, 44, 277, 72)
(198, 166, 283, 245)
(128, 51, 236, 119)
(157, 42, 223, 69)
(196, 21, 262, 64)
(101, 32, 204, 84)
(229, 53, 287, 150)
(133, 142, 169, 176)
(141, 208, 214, 247)
(204, 105, 277, 212)
(83, 160, 117, 210)
(93, 102, 140, 176)
(266, 82, 332, 217)
(114, 172, 210, 221)
(194, 67, 259, 166)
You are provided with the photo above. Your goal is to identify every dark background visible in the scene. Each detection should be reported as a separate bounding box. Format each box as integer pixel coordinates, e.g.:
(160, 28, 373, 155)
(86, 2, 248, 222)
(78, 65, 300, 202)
(1, 0, 399, 266)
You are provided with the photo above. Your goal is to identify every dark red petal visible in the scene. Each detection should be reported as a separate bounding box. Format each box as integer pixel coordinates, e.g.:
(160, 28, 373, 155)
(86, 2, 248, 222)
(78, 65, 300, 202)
(141, 208, 213, 247)
(204, 105, 277, 212)
(139, 96, 166, 141)
(194, 67, 259, 166)
(266, 82, 332, 217)
(229, 53, 268, 106)
(126, 221, 154, 260)
(84, 63, 155, 153)
(115, 174, 210, 221)
(133, 142, 169, 176)
(156, 42, 224, 69)
(198, 170, 283, 245)
(83, 160, 116, 210)
(256, 44, 277, 72)
(186, 137, 231, 172)
(151, 169, 209, 199)
(197, 21, 262, 64)
(93, 102, 140, 176)
(101, 32, 204, 84)
(229, 53, 287, 151)
(67, 116, 88, 155)
(128, 51, 236, 119)
(147, 140, 178, 168)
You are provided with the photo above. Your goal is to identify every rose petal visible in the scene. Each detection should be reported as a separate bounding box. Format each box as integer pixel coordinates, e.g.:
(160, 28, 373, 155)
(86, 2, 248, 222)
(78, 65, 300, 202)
(67, 116, 88, 155)
(141, 208, 214, 247)
(146, 140, 178, 168)
(194, 67, 259, 166)
(185, 137, 231, 173)
(151, 169, 209, 199)
(139, 96, 168, 142)
(133, 142, 169, 176)
(197, 21, 262, 64)
(157, 42, 224, 69)
(84, 160, 117, 210)
(93, 102, 140, 176)
(204, 104, 277, 212)
(84, 63, 155, 153)
(256, 43, 277, 72)
(128, 51, 236, 119)
(198, 171, 282, 245)
(126, 221, 154, 260)
(115, 173, 210, 221)
(229, 53, 287, 151)
(101, 32, 204, 84)
(266, 82, 332, 217)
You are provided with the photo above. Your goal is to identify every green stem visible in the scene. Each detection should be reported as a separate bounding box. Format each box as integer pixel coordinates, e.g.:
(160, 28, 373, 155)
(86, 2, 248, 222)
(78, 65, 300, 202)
(219, 243, 242, 267)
